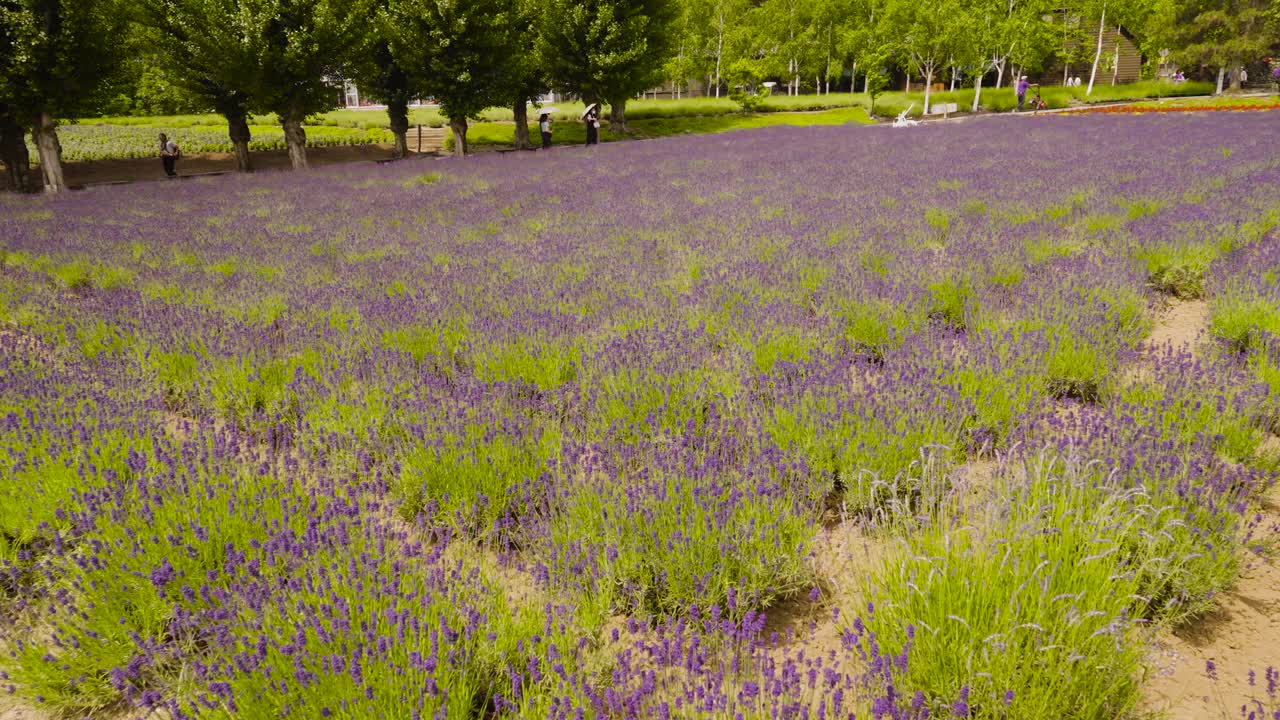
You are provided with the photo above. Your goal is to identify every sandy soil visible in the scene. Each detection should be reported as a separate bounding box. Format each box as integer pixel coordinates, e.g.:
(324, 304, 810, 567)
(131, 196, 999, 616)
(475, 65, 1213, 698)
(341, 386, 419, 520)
(1138, 298, 1280, 719)
(60, 144, 434, 188)
(1142, 482, 1280, 719)
(0, 704, 37, 720)
(1146, 299, 1210, 353)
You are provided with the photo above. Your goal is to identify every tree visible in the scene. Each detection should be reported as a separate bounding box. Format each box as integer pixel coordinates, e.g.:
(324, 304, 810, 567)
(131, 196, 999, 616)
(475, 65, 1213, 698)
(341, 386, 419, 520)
(861, 48, 892, 114)
(389, 0, 511, 156)
(1083, 0, 1110, 95)
(254, 0, 369, 168)
(133, 3, 265, 171)
(974, 0, 1054, 89)
(757, 0, 815, 96)
(661, 0, 695, 98)
(687, 0, 749, 97)
(884, 0, 964, 114)
(956, 0, 1006, 111)
(0, 0, 126, 191)
(1149, 0, 1277, 92)
(835, 0, 886, 94)
(726, 58, 770, 109)
(539, 0, 678, 133)
(0, 103, 30, 191)
(349, 8, 421, 158)
(498, 0, 549, 150)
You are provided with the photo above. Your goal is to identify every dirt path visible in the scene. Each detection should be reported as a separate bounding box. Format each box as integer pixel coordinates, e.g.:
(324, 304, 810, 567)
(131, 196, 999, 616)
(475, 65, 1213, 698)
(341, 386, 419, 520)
(1139, 298, 1280, 719)
(61, 144, 435, 188)
(1142, 482, 1280, 719)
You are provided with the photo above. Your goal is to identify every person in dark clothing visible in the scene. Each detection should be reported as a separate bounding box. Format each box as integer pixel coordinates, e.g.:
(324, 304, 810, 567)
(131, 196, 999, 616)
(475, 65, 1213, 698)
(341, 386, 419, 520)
(159, 133, 180, 177)
(584, 105, 600, 146)
(539, 112, 552, 149)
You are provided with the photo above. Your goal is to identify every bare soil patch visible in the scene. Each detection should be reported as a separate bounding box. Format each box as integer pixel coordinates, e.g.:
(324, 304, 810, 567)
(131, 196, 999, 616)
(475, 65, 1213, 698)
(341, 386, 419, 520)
(1146, 299, 1210, 354)
(1142, 484, 1280, 719)
(0, 703, 39, 720)
(1137, 299, 1280, 718)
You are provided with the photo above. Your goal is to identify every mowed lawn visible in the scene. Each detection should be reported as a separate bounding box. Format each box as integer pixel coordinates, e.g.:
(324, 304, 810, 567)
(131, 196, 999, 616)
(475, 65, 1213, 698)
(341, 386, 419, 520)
(1, 114, 1279, 719)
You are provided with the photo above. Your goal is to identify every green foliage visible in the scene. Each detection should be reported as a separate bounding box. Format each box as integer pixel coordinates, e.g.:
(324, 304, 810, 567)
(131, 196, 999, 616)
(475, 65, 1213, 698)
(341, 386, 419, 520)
(23, 122, 393, 161)
(394, 423, 561, 539)
(449, 106, 871, 148)
(1133, 240, 1221, 298)
(726, 59, 771, 111)
(1148, 0, 1277, 83)
(862, 456, 1179, 720)
(388, 0, 512, 125)
(537, 0, 679, 103)
(1211, 291, 1280, 355)
(546, 450, 816, 619)
(0, 0, 128, 121)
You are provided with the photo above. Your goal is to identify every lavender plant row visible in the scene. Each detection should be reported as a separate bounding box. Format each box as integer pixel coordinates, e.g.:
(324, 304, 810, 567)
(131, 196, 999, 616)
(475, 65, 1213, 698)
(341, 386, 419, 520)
(1, 113, 1278, 719)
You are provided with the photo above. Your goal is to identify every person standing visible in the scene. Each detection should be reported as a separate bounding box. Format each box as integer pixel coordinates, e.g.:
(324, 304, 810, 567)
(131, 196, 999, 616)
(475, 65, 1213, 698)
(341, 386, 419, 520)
(539, 112, 552, 149)
(1016, 77, 1030, 112)
(584, 105, 600, 146)
(159, 133, 180, 177)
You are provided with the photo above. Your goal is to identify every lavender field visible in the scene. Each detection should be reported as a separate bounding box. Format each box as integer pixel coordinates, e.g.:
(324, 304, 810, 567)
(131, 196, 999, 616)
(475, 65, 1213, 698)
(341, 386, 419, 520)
(2, 115, 1279, 720)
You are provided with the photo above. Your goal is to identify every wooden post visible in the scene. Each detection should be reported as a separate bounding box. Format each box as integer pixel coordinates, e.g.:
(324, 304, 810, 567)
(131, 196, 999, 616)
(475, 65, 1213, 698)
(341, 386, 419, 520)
(417, 125, 422, 154)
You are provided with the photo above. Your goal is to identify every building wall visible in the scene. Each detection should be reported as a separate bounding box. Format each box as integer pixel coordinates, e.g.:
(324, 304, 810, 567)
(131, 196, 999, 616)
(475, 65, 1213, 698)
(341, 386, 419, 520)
(1039, 25, 1143, 86)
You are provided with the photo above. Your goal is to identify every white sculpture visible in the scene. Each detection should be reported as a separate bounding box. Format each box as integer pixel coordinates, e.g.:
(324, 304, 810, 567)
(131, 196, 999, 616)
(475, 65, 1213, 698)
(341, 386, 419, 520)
(893, 104, 920, 127)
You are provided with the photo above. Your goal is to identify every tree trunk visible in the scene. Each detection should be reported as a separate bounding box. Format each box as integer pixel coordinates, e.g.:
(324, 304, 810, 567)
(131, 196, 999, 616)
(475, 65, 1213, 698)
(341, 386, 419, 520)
(449, 116, 468, 156)
(995, 57, 1006, 88)
(388, 97, 410, 158)
(675, 40, 686, 101)
(609, 96, 627, 134)
(33, 112, 65, 193)
(714, 28, 724, 98)
(1229, 61, 1242, 91)
(1216, 66, 1225, 94)
(226, 109, 254, 172)
(972, 71, 984, 113)
(825, 25, 833, 94)
(1086, 3, 1106, 97)
(0, 114, 31, 192)
(512, 101, 531, 149)
(923, 67, 934, 115)
(1110, 27, 1120, 85)
(281, 102, 308, 169)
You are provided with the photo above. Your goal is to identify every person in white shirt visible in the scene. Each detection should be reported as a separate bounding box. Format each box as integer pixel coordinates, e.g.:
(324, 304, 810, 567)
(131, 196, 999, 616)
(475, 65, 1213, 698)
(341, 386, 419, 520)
(159, 133, 180, 177)
(539, 112, 552, 149)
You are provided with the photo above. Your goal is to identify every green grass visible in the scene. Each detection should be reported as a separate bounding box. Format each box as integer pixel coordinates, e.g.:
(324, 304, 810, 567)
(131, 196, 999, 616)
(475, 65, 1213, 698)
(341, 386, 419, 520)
(451, 106, 873, 149)
(860, 451, 1245, 719)
(28, 122, 394, 162)
(871, 80, 1215, 117)
(60, 80, 1224, 160)
(82, 95, 870, 132)
(1129, 94, 1280, 109)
